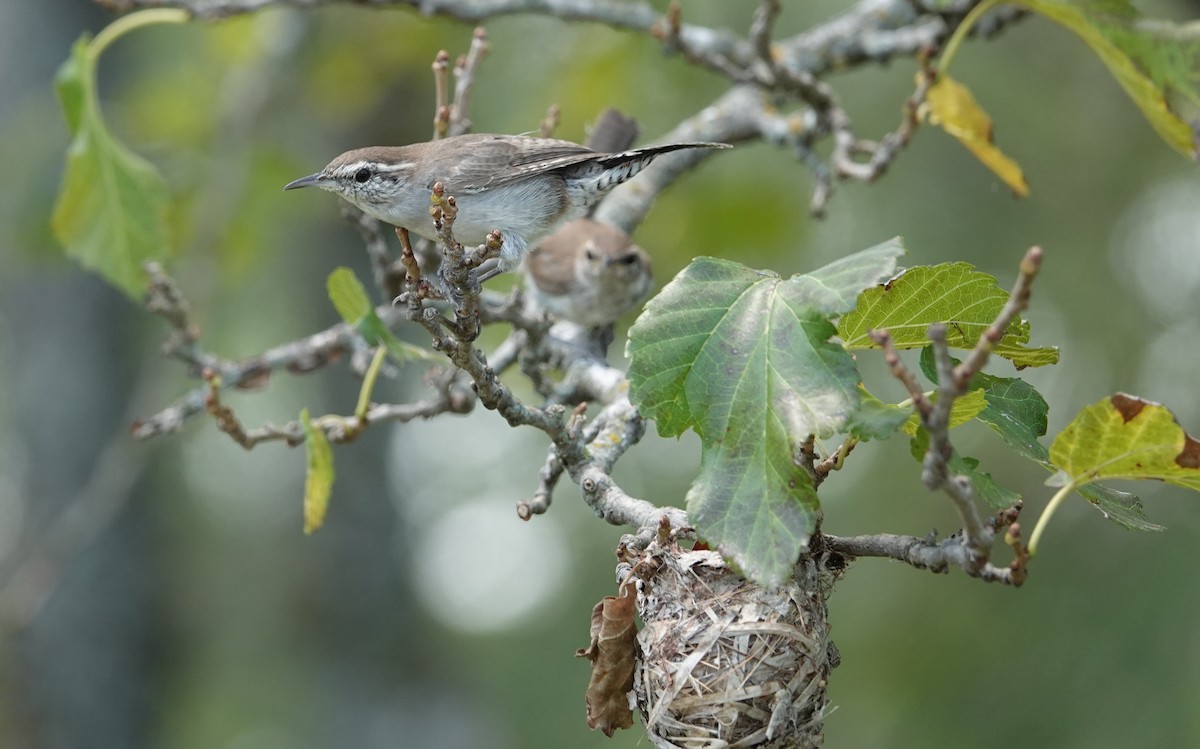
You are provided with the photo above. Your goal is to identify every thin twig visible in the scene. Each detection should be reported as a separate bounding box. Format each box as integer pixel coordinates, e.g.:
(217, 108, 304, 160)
(538, 104, 561, 138)
(449, 26, 489, 137)
(518, 448, 564, 519)
(749, 0, 781, 69)
(432, 48, 451, 139)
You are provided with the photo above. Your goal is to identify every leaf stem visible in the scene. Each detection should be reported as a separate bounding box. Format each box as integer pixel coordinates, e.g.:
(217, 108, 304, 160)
(831, 437, 857, 470)
(355, 346, 389, 421)
(1027, 481, 1075, 557)
(938, 0, 1004, 73)
(88, 9, 190, 64)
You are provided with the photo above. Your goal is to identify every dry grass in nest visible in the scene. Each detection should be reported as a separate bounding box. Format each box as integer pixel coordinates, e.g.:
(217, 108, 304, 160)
(632, 545, 840, 748)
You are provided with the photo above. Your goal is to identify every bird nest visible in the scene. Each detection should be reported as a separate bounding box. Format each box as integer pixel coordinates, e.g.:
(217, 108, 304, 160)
(628, 543, 842, 748)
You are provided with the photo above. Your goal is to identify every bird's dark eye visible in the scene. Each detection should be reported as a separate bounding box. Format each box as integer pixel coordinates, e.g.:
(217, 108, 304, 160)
(354, 167, 372, 183)
(619, 253, 639, 265)
(584, 249, 599, 261)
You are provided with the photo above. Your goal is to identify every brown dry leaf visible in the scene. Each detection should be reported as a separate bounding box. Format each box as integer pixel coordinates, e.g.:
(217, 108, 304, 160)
(576, 580, 638, 736)
(920, 72, 1030, 197)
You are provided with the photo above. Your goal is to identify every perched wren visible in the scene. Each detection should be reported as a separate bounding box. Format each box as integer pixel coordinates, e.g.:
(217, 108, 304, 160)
(524, 218, 652, 327)
(284, 133, 727, 276)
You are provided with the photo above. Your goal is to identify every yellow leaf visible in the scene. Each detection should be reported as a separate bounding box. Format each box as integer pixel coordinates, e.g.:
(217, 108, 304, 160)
(921, 72, 1030, 197)
(300, 409, 335, 534)
(1051, 393, 1200, 492)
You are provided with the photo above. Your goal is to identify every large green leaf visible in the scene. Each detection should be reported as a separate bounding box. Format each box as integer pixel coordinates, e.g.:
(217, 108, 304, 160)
(838, 262, 1059, 368)
(1016, 0, 1199, 158)
(689, 429, 820, 589)
(1050, 394, 1200, 492)
(627, 238, 904, 585)
(629, 238, 906, 441)
(51, 12, 187, 299)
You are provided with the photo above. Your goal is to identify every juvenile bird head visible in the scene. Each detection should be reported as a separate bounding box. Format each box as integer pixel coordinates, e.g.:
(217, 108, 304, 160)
(525, 218, 653, 327)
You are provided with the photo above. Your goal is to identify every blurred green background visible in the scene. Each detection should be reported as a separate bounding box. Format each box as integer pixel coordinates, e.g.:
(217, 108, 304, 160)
(2, 2, 1199, 748)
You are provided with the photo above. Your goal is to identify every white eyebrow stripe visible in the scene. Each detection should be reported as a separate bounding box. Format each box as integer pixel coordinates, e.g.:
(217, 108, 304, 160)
(337, 161, 413, 175)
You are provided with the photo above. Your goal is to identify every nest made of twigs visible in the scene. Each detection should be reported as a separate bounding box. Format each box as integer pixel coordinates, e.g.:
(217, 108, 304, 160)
(630, 544, 841, 749)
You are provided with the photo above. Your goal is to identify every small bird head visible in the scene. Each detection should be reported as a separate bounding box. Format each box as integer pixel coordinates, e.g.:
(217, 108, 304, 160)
(578, 234, 652, 289)
(525, 218, 653, 327)
(574, 225, 652, 295)
(284, 148, 412, 213)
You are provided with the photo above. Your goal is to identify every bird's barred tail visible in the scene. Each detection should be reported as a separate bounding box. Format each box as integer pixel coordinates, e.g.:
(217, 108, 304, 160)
(582, 142, 729, 194)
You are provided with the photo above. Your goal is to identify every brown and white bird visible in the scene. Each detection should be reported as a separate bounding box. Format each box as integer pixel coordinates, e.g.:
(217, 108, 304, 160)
(523, 218, 653, 327)
(284, 133, 726, 278)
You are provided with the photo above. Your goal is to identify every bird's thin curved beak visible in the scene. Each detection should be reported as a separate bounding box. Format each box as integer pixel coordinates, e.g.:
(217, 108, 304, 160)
(283, 173, 324, 191)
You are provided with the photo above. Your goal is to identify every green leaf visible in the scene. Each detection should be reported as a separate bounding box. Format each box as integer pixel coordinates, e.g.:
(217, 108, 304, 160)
(327, 266, 373, 324)
(628, 239, 905, 585)
(778, 237, 910, 316)
(846, 386, 912, 441)
(954, 454, 1022, 509)
(972, 373, 1051, 459)
(300, 409, 335, 535)
(56, 39, 88, 135)
(689, 426, 820, 589)
(628, 241, 904, 441)
(910, 429, 1022, 509)
(326, 267, 432, 363)
(51, 12, 187, 299)
(1075, 482, 1163, 532)
(1050, 393, 1200, 492)
(838, 262, 1059, 368)
(365, 317, 436, 364)
(1015, 0, 1199, 159)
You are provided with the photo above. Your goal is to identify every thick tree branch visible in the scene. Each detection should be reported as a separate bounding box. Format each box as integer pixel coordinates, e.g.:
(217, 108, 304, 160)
(821, 502, 1024, 585)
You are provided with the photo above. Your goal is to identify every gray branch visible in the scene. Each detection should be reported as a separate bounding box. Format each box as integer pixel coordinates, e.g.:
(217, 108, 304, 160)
(822, 519, 1021, 585)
